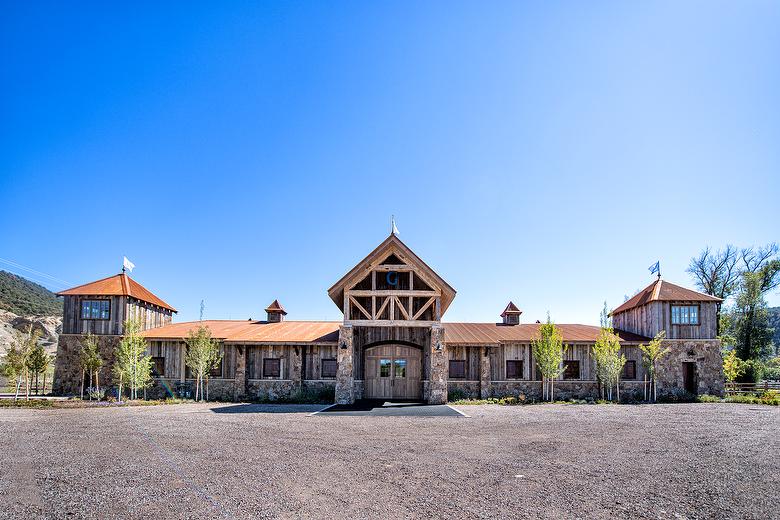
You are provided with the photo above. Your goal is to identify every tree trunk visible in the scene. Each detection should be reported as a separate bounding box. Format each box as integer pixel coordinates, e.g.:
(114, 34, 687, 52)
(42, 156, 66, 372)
(25, 370, 30, 400)
(14, 375, 22, 402)
(206, 376, 209, 402)
(35, 372, 39, 395)
(95, 371, 100, 399)
(43, 372, 47, 395)
(80, 368, 85, 399)
(550, 379, 554, 402)
(88, 370, 93, 400)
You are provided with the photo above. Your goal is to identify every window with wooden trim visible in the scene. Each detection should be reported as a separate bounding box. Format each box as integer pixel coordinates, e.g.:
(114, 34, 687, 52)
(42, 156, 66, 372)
(506, 360, 523, 379)
(379, 359, 391, 377)
(152, 357, 165, 377)
(81, 299, 110, 320)
(263, 358, 281, 378)
(321, 359, 337, 379)
(209, 359, 223, 378)
(449, 360, 466, 379)
(622, 360, 636, 380)
(563, 360, 580, 380)
(671, 305, 699, 325)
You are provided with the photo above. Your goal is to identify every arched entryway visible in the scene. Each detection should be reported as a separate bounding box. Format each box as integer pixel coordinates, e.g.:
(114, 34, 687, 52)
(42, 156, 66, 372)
(364, 344, 423, 400)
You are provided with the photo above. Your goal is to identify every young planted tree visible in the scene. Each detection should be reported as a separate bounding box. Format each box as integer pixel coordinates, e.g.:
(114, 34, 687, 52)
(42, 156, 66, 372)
(532, 315, 565, 402)
(592, 327, 626, 402)
(1, 327, 37, 401)
(79, 333, 103, 400)
(639, 331, 669, 402)
(722, 349, 745, 394)
(113, 319, 152, 400)
(184, 325, 222, 402)
(26, 342, 50, 395)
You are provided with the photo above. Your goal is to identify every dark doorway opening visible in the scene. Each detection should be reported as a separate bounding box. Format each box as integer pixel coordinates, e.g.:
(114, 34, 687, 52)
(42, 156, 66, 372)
(682, 362, 698, 394)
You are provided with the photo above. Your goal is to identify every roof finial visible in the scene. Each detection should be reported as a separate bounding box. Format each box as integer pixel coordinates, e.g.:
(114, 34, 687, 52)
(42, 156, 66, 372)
(390, 215, 399, 235)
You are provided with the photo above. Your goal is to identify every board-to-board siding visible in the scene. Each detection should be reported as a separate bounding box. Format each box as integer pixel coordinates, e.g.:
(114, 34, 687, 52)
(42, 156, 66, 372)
(613, 301, 718, 340)
(304, 345, 338, 380)
(147, 341, 235, 380)
(62, 295, 173, 335)
(246, 345, 292, 379)
(446, 345, 481, 380)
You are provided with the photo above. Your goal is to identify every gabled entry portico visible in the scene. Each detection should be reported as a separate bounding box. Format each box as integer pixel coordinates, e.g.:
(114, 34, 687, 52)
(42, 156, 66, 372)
(328, 234, 456, 404)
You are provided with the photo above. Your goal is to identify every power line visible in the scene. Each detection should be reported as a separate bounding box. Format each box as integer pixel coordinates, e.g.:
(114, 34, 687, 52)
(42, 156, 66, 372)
(0, 257, 73, 288)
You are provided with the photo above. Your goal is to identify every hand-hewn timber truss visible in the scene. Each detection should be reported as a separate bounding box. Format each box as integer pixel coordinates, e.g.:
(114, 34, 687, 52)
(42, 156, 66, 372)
(327, 234, 456, 327)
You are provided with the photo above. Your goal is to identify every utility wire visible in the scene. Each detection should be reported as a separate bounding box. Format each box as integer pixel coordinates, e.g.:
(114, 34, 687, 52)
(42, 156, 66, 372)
(0, 257, 73, 288)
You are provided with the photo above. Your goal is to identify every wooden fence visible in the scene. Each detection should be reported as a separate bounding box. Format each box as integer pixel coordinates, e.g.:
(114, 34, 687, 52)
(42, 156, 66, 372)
(725, 381, 780, 395)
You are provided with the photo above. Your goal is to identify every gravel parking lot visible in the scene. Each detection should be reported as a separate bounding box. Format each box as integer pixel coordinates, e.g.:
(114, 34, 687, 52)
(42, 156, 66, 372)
(1, 402, 777, 519)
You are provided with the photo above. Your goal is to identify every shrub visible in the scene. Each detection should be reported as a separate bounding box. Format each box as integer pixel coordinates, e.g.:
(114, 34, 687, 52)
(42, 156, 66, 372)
(447, 388, 468, 402)
(696, 394, 721, 403)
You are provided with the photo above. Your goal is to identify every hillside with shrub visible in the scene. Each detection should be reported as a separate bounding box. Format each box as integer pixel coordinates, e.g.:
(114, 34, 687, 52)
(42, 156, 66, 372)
(0, 270, 63, 316)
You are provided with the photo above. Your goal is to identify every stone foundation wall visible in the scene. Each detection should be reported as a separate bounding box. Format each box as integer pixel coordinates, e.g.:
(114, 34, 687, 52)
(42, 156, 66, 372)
(53, 334, 122, 396)
(656, 339, 724, 397)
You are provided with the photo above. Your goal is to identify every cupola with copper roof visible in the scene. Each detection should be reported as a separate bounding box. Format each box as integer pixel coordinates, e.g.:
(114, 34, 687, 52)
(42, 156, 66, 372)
(500, 301, 522, 325)
(265, 300, 287, 322)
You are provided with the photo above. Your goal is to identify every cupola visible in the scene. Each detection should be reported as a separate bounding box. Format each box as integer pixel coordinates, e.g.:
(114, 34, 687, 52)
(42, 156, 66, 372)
(265, 300, 287, 322)
(501, 301, 522, 325)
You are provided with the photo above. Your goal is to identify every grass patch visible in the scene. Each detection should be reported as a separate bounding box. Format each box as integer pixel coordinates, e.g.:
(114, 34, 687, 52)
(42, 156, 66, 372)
(698, 393, 779, 406)
(0, 399, 54, 409)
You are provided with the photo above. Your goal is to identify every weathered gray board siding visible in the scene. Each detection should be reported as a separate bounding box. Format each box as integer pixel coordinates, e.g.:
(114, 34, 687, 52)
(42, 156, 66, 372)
(62, 295, 173, 335)
(612, 301, 718, 340)
(478, 342, 645, 381)
(304, 345, 339, 380)
(446, 345, 481, 380)
(246, 344, 293, 379)
(148, 341, 235, 380)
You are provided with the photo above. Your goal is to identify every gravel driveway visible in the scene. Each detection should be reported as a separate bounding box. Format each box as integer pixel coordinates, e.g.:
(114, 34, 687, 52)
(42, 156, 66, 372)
(0, 403, 777, 519)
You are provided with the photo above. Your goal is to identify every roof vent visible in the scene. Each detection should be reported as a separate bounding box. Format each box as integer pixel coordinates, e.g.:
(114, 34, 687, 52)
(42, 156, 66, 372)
(501, 301, 522, 325)
(265, 300, 287, 322)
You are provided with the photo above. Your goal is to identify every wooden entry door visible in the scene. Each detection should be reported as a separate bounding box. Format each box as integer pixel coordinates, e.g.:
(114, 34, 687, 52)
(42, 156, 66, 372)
(682, 362, 698, 394)
(364, 345, 422, 400)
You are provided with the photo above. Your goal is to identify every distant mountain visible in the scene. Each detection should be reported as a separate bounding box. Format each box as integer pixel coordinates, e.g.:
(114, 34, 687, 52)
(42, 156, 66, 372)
(0, 270, 63, 316)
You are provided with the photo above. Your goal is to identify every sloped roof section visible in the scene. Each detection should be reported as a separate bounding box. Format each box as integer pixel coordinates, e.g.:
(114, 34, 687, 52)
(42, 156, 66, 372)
(264, 300, 287, 315)
(141, 320, 339, 343)
(611, 279, 722, 316)
(443, 323, 649, 345)
(56, 273, 177, 312)
(500, 301, 522, 317)
(327, 234, 457, 316)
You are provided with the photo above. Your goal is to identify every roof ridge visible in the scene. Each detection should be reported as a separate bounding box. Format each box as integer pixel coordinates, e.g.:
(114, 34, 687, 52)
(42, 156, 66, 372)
(55, 273, 122, 296)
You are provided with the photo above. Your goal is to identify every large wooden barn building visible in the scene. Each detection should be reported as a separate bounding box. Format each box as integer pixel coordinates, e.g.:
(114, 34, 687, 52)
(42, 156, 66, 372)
(53, 234, 724, 402)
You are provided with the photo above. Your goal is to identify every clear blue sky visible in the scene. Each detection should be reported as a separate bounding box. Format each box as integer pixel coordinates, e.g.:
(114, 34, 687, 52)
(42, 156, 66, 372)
(1, 2, 778, 324)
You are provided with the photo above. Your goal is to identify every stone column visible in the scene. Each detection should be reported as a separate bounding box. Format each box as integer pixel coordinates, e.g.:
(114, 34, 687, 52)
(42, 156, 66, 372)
(479, 346, 492, 399)
(334, 325, 355, 404)
(290, 345, 303, 392)
(428, 324, 448, 404)
(233, 345, 246, 402)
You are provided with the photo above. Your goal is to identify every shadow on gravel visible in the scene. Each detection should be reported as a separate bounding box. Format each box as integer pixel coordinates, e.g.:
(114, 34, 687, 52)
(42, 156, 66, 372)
(210, 404, 326, 414)
(315, 399, 465, 417)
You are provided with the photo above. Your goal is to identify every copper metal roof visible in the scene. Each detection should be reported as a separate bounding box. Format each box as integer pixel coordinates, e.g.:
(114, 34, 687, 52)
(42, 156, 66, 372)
(141, 319, 647, 344)
(611, 279, 722, 315)
(500, 301, 522, 317)
(141, 320, 340, 343)
(264, 300, 287, 314)
(443, 323, 648, 345)
(56, 273, 177, 312)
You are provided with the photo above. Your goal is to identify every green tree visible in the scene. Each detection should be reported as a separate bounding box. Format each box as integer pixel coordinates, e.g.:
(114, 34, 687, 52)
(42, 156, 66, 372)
(592, 327, 626, 402)
(184, 325, 222, 402)
(532, 314, 565, 402)
(26, 342, 50, 395)
(639, 331, 669, 402)
(722, 349, 745, 394)
(113, 319, 152, 400)
(79, 333, 104, 400)
(1, 325, 39, 401)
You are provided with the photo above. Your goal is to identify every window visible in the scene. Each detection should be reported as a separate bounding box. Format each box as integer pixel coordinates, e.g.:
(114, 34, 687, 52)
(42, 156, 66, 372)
(81, 299, 110, 320)
(394, 359, 407, 378)
(671, 305, 699, 325)
(622, 360, 636, 380)
(209, 359, 223, 378)
(379, 359, 391, 377)
(263, 358, 281, 378)
(563, 361, 580, 380)
(506, 360, 523, 379)
(152, 357, 165, 377)
(321, 359, 337, 378)
(449, 360, 466, 379)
